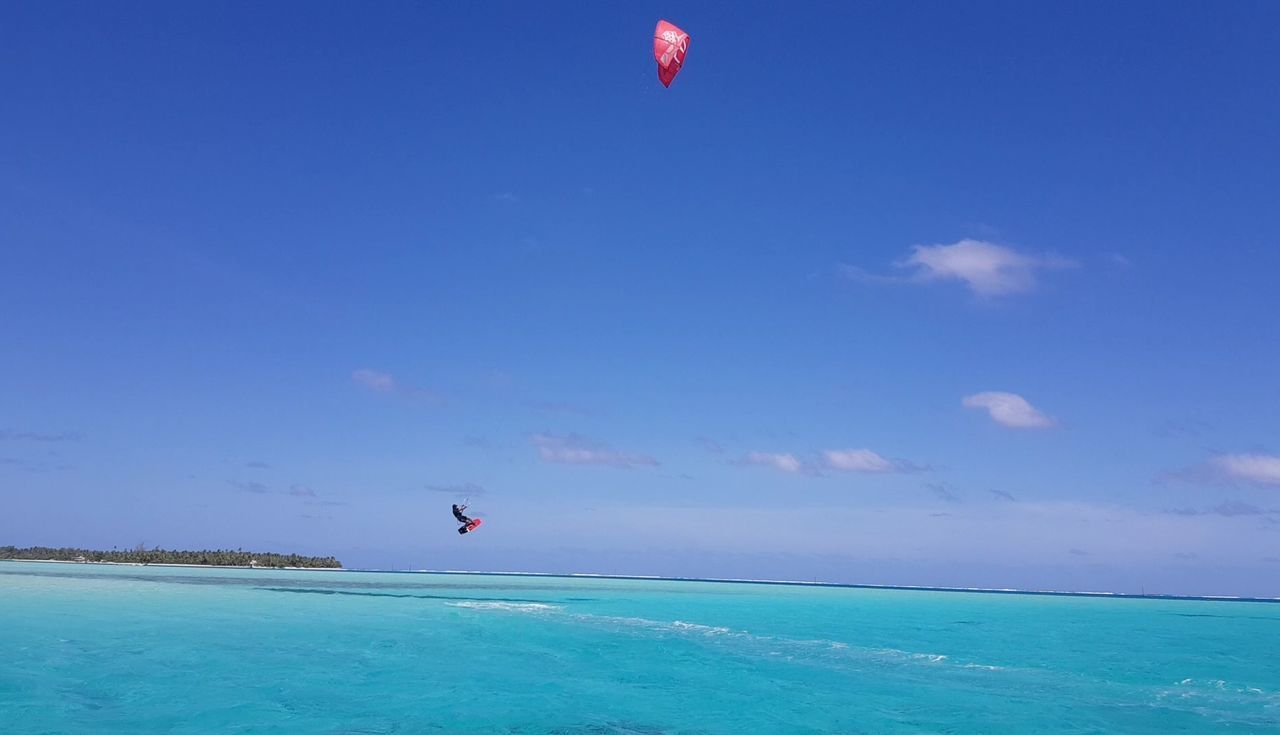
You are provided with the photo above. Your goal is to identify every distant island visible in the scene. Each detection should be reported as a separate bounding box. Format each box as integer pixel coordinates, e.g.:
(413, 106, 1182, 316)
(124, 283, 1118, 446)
(0, 545, 342, 569)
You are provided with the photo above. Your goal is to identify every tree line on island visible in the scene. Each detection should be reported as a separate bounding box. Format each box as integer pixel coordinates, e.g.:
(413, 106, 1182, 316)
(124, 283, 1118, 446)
(0, 545, 342, 568)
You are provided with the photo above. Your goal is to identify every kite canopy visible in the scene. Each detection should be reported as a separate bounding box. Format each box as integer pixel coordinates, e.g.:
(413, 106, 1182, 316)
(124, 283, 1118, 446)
(653, 20, 690, 87)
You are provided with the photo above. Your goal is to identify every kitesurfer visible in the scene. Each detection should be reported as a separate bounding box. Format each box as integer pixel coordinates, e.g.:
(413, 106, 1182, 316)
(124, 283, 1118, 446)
(452, 503, 483, 534)
(452, 504, 471, 524)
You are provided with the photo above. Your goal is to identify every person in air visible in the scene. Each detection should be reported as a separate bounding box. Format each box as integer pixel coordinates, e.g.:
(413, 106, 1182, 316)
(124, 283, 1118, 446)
(452, 504, 471, 524)
(452, 503, 483, 534)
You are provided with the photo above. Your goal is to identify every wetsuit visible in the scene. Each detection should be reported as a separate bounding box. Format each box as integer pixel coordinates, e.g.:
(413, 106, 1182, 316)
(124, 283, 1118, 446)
(452, 504, 471, 524)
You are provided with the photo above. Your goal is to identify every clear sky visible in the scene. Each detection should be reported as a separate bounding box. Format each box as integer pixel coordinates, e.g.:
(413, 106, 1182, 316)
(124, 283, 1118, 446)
(4, 2, 1279, 596)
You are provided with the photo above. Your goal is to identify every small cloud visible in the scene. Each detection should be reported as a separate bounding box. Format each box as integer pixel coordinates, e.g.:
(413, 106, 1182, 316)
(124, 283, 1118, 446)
(845, 239, 1076, 297)
(1166, 453, 1280, 488)
(0, 429, 82, 442)
(531, 433, 658, 469)
(738, 451, 806, 475)
(230, 480, 270, 494)
(1174, 552, 1198, 560)
(1211, 454, 1280, 486)
(1105, 253, 1133, 268)
(963, 392, 1055, 429)
(1068, 548, 1090, 557)
(494, 192, 519, 203)
(352, 369, 396, 392)
(352, 368, 437, 401)
(926, 482, 962, 503)
(823, 448, 923, 473)
(425, 482, 487, 497)
(990, 489, 1017, 502)
(823, 448, 893, 473)
(903, 240, 1076, 296)
(733, 448, 923, 476)
(288, 484, 316, 498)
(929, 512, 953, 517)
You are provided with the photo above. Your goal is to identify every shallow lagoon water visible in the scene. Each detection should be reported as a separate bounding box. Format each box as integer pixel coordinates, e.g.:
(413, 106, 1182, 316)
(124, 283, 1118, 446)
(1, 562, 1277, 733)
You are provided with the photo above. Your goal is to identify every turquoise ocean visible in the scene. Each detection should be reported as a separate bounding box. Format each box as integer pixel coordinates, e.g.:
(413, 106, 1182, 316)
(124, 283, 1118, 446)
(2, 562, 1277, 734)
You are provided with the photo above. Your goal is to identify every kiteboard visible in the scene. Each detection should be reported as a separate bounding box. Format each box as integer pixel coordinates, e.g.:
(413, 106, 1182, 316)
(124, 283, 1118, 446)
(458, 518, 483, 535)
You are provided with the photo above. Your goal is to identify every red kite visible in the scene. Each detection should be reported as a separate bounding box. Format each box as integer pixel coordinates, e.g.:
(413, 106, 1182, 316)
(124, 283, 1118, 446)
(654, 20, 690, 87)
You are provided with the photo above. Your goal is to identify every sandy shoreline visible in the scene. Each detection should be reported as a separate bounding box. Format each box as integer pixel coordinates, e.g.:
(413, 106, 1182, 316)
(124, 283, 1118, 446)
(1, 558, 345, 571)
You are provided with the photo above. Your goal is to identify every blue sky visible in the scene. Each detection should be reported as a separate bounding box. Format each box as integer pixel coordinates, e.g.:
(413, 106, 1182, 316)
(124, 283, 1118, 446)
(3, 2, 1279, 596)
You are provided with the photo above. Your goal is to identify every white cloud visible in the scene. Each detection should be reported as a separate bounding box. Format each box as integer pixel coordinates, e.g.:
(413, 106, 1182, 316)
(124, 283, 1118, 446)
(531, 433, 658, 469)
(963, 392, 1055, 429)
(897, 239, 1075, 296)
(1210, 454, 1280, 486)
(740, 452, 805, 474)
(823, 448, 895, 473)
(352, 368, 438, 402)
(737, 448, 923, 475)
(352, 369, 396, 392)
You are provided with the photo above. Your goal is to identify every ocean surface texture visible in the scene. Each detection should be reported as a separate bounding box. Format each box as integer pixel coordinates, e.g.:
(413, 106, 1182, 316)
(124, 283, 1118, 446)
(1, 563, 1277, 734)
